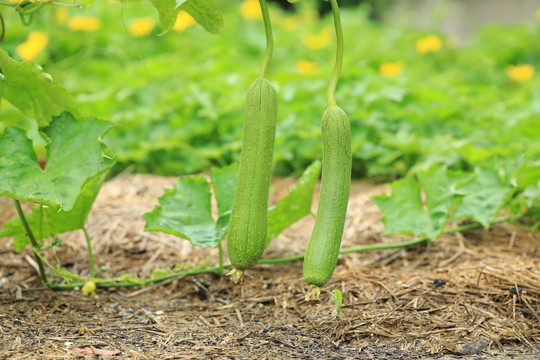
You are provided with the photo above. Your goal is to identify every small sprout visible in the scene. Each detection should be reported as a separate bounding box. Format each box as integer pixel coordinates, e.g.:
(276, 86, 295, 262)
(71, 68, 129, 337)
(81, 280, 96, 296)
(330, 289, 343, 321)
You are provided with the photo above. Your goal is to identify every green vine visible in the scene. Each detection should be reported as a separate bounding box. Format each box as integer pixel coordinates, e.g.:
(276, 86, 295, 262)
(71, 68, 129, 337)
(43, 214, 521, 291)
(258, 0, 274, 80)
(326, 0, 344, 108)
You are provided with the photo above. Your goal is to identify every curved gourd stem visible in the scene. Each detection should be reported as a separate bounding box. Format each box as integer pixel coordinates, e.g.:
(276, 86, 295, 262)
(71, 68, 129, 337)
(258, 0, 274, 80)
(326, 0, 344, 108)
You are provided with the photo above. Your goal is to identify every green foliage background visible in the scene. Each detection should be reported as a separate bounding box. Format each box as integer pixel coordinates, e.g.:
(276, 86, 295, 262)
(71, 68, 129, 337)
(1, 0, 539, 181)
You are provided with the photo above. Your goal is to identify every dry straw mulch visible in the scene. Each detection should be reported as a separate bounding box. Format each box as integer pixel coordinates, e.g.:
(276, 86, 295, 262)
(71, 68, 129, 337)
(0, 174, 539, 359)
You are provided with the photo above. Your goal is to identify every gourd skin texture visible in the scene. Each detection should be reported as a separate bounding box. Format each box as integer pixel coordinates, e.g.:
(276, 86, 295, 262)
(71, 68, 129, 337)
(303, 106, 352, 287)
(227, 78, 277, 270)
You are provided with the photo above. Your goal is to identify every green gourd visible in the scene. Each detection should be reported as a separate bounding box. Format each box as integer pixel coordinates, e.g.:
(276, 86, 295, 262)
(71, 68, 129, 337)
(227, 0, 276, 281)
(303, 0, 351, 292)
(303, 106, 351, 287)
(227, 78, 277, 272)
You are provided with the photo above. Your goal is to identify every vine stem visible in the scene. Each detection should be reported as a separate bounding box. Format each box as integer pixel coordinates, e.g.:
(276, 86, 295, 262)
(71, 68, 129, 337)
(83, 228, 96, 278)
(326, 0, 344, 108)
(47, 215, 522, 291)
(258, 0, 274, 80)
(13, 200, 49, 285)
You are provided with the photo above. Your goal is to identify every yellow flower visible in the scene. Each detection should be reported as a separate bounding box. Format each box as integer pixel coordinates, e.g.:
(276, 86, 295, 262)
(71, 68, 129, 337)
(81, 281, 96, 296)
(55, 8, 68, 24)
(68, 16, 102, 32)
(297, 60, 318, 75)
(505, 64, 535, 82)
(173, 11, 196, 31)
(240, 0, 262, 21)
(416, 35, 442, 54)
(379, 61, 405, 77)
(16, 31, 48, 62)
(536, 9, 540, 21)
(303, 26, 333, 50)
(129, 18, 155, 37)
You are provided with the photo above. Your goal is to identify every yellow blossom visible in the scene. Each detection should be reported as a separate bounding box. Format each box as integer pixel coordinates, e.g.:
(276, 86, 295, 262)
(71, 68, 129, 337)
(240, 0, 262, 20)
(68, 16, 102, 32)
(536, 9, 540, 21)
(55, 8, 68, 23)
(16, 31, 48, 62)
(379, 61, 405, 77)
(129, 18, 155, 37)
(81, 281, 96, 296)
(297, 60, 318, 75)
(173, 11, 196, 31)
(303, 26, 333, 50)
(505, 64, 535, 82)
(416, 35, 442, 54)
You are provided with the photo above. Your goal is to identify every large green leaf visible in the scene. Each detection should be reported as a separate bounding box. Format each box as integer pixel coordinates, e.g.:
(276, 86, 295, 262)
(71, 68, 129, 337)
(0, 112, 115, 211)
(149, 0, 177, 34)
(373, 166, 518, 239)
(178, 0, 224, 35)
(0, 48, 77, 126)
(451, 167, 514, 227)
(372, 176, 435, 238)
(210, 163, 238, 241)
(145, 161, 320, 248)
(418, 168, 472, 232)
(0, 172, 108, 252)
(144, 176, 218, 246)
(267, 160, 321, 244)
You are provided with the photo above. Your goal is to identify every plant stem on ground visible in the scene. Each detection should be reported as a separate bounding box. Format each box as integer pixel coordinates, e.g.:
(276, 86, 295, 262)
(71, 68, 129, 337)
(83, 227, 96, 278)
(13, 200, 49, 285)
(46, 214, 522, 290)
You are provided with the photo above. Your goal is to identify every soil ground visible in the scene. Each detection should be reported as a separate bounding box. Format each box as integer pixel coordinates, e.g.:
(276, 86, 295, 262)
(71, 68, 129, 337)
(0, 174, 539, 359)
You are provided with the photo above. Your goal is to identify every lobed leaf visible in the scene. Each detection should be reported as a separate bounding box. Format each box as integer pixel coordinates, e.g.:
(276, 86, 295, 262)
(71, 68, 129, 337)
(0, 48, 78, 126)
(418, 168, 472, 232)
(0, 112, 115, 211)
(210, 163, 239, 241)
(149, 0, 177, 34)
(373, 165, 518, 238)
(451, 167, 514, 227)
(145, 161, 321, 248)
(178, 0, 224, 35)
(0, 172, 108, 252)
(267, 160, 321, 245)
(144, 176, 218, 247)
(372, 176, 435, 238)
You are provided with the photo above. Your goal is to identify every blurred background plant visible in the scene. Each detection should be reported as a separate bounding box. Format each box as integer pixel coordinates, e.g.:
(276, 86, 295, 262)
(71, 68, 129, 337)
(0, 0, 539, 182)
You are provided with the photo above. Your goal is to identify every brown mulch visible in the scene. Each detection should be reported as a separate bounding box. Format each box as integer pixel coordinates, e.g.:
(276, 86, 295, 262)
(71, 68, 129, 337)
(0, 174, 539, 359)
